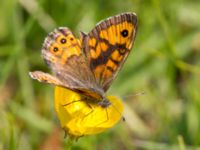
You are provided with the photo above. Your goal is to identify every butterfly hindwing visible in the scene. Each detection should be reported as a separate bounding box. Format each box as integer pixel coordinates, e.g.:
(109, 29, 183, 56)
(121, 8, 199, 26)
(30, 27, 104, 98)
(83, 12, 137, 91)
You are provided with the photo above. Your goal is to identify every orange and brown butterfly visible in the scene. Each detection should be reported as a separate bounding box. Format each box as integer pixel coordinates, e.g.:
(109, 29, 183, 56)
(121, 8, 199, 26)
(29, 12, 137, 108)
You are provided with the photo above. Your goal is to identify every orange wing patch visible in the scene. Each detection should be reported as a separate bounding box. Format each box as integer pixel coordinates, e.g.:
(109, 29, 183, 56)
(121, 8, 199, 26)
(99, 42, 108, 52)
(89, 38, 97, 47)
(94, 65, 105, 79)
(90, 48, 101, 59)
(90, 42, 109, 59)
(111, 50, 123, 62)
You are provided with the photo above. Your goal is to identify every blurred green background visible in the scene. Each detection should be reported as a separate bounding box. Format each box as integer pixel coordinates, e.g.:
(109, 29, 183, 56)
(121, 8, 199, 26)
(0, 0, 200, 149)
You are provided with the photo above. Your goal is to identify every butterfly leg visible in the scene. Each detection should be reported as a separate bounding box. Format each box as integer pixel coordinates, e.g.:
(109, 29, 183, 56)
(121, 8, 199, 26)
(105, 108, 109, 123)
(62, 100, 84, 106)
(94, 108, 110, 127)
(82, 103, 94, 119)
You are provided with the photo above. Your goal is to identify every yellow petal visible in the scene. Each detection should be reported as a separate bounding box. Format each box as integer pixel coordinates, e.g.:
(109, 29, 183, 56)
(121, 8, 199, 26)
(54, 86, 124, 138)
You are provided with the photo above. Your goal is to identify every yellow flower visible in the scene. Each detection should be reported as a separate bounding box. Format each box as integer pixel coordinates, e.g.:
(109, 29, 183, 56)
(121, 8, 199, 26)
(54, 86, 124, 139)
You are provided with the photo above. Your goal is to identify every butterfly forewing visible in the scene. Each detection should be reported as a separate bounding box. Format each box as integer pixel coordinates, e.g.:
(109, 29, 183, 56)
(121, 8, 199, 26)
(83, 13, 137, 91)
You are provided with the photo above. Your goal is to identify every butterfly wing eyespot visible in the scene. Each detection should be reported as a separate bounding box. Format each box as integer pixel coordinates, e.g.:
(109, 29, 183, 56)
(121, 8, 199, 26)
(120, 29, 129, 37)
(60, 38, 67, 44)
(50, 43, 62, 56)
(67, 35, 79, 45)
(56, 35, 69, 47)
(53, 47, 59, 52)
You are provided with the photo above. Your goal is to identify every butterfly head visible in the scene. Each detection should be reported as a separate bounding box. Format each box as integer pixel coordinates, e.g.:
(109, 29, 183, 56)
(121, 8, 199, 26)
(98, 97, 111, 108)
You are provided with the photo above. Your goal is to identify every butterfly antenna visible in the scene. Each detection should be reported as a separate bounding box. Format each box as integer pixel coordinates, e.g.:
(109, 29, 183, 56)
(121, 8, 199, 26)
(123, 91, 145, 100)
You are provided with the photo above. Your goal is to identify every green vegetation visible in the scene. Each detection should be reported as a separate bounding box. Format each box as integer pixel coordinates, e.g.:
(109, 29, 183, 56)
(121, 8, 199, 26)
(0, 0, 200, 149)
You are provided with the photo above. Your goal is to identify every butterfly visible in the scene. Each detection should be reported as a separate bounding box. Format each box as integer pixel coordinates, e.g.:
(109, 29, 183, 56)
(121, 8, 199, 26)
(29, 12, 137, 108)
